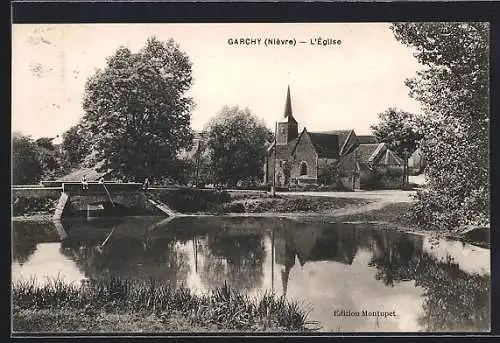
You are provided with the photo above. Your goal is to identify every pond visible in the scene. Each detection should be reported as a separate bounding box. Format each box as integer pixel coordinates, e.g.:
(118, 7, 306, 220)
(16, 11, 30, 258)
(12, 216, 490, 333)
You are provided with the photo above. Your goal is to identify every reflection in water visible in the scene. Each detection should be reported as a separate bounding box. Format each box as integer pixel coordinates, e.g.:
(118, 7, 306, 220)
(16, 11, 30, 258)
(12, 229, 37, 265)
(11, 216, 490, 332)
(199, 233, 265, 291)
(366, 233, 490, 332)
(12, 222, 61, 265)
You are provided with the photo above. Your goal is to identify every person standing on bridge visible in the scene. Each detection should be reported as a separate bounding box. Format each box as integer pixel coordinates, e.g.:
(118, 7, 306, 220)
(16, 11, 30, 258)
(142, 177, 150, 191)
(81, 175, 89, 190)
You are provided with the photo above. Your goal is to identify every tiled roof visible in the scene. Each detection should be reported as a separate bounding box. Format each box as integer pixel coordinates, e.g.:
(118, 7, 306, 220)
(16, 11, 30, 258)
(308, 133, 340, 158)
(315, 130, 352, 153)
(356, 144, 381, 163)
(357, 135, 378, 144)
(57, 159, 111, 181)
(383, 149, 404, 165)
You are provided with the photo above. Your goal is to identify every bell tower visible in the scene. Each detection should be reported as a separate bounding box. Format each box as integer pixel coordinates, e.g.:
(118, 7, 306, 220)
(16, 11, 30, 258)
(276, 86, 298, 145)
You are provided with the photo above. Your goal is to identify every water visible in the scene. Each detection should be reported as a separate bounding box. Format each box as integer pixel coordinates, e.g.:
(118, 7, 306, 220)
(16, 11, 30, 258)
(12, 216, 491, 332)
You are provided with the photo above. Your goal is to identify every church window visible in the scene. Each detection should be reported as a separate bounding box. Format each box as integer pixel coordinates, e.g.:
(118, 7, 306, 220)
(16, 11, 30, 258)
(300, 161, 308, 176)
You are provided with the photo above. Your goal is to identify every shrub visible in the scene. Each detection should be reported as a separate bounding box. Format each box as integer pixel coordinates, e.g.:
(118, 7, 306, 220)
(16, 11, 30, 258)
(360, 171, 383, 190)
(222, 202, 246, 213)
(386, 166, 403, 178)
(288, 184, 319, 192)
(408, 187, 489, 231)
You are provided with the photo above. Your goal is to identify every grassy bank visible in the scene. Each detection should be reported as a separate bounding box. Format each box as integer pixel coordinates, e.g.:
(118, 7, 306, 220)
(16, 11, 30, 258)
(150, 189, 371, 215)
(335, 202, 414, 227)
(12, 277, 314, 333)
(223, 194, 370, 214)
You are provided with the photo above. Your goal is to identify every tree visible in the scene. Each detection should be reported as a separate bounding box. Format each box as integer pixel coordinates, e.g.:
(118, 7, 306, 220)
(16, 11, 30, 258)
(61, 124, 91, 166)
(12, 133, 43, 184)
(34, 137, 69, 179)
(370, 108, 423, 188)
(81, 36, 194, 182)
(205, 106, 272, 188)
(391, 22, 489, 229)
(317, 161, 338, 186)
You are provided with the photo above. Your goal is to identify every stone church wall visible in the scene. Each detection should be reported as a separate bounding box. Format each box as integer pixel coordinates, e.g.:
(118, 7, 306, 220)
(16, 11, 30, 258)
(291, 134, 318, 184)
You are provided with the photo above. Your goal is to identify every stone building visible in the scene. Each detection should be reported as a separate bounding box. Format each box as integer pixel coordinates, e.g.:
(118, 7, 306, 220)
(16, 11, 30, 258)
(263, 87, 403, 190)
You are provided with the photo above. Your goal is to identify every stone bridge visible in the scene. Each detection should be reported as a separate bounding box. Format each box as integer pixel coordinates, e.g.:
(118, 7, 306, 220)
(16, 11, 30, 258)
(48, 182, 176, 220)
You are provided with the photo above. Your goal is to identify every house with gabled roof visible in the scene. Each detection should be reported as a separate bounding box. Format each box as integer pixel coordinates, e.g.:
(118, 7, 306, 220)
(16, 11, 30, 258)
(264, 87, 403, 190)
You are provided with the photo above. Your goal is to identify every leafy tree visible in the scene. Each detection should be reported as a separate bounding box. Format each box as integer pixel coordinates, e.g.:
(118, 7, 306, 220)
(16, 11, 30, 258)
(34, 137, 69, 179)
(317, 162, 338, 186)
(12, 133, 43, 184)
(370, 108, 423, 188)
(81, 37, 194, 182)
(391, 22, 489, 229)
(191, 142, 212, 187)
(282, 160, 292, 185)
(12, 133, 69, 184)
(204, 106, 271, 187)
(61, 124, 91, 166)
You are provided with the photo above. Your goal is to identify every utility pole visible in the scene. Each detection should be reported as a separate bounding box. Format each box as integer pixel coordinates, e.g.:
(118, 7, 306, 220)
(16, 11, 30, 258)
(352, 146, 358, 191)
(402, 151, 408, 190)
(271, 121, 277, 197)
(195, 140, 201, 188)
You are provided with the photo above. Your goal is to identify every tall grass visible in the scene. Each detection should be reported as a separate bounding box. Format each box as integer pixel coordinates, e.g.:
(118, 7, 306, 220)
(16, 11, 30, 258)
(12, 277, 314, 331)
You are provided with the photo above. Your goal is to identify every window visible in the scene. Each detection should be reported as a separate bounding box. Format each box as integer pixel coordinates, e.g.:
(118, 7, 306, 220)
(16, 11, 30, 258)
(300, 161, 308, 176)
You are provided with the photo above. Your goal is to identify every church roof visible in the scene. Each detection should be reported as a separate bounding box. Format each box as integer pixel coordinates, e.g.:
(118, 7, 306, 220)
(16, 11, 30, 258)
(316, 130, 354, 155)
(308, 133, 340, 158)
(357, 135, 378, 144)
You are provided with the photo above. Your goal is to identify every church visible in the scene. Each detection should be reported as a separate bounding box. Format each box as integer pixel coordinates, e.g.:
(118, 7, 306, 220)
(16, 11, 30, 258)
(263, 87, 403, 190)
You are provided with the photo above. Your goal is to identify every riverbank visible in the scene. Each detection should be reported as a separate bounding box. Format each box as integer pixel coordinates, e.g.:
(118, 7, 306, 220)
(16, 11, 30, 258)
(12, 277, 314, 333)
(12, 190, 489, 248)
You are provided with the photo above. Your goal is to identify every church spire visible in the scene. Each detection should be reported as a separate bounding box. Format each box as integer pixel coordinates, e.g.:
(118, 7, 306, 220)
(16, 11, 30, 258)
(284, 85, 293, 120)
(284, 85, 295, 121)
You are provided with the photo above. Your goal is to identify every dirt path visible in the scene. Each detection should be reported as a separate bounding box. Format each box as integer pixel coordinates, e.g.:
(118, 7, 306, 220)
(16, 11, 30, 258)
(277, 190, 416, 217)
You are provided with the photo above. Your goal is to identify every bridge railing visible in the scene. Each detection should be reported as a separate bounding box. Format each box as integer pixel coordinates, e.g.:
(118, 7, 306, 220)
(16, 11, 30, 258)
(62, 182, 143, 194)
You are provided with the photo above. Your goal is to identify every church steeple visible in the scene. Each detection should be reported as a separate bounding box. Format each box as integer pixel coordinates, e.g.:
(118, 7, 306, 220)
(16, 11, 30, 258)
(277, 86, 299, 145)
(283, 85, 294, 121)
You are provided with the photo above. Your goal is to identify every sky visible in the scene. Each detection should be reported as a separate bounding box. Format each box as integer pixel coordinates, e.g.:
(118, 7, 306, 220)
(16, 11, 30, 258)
(12, 23, 423, 142)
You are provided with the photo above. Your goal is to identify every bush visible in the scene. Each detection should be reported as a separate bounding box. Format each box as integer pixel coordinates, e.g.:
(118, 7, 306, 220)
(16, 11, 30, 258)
(386, 167, 403, 178)
(408, 187, 489, 231)
(288, 184, 319, 192)
(360, 171, 383, 190)
(222, 202, 246, 213)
